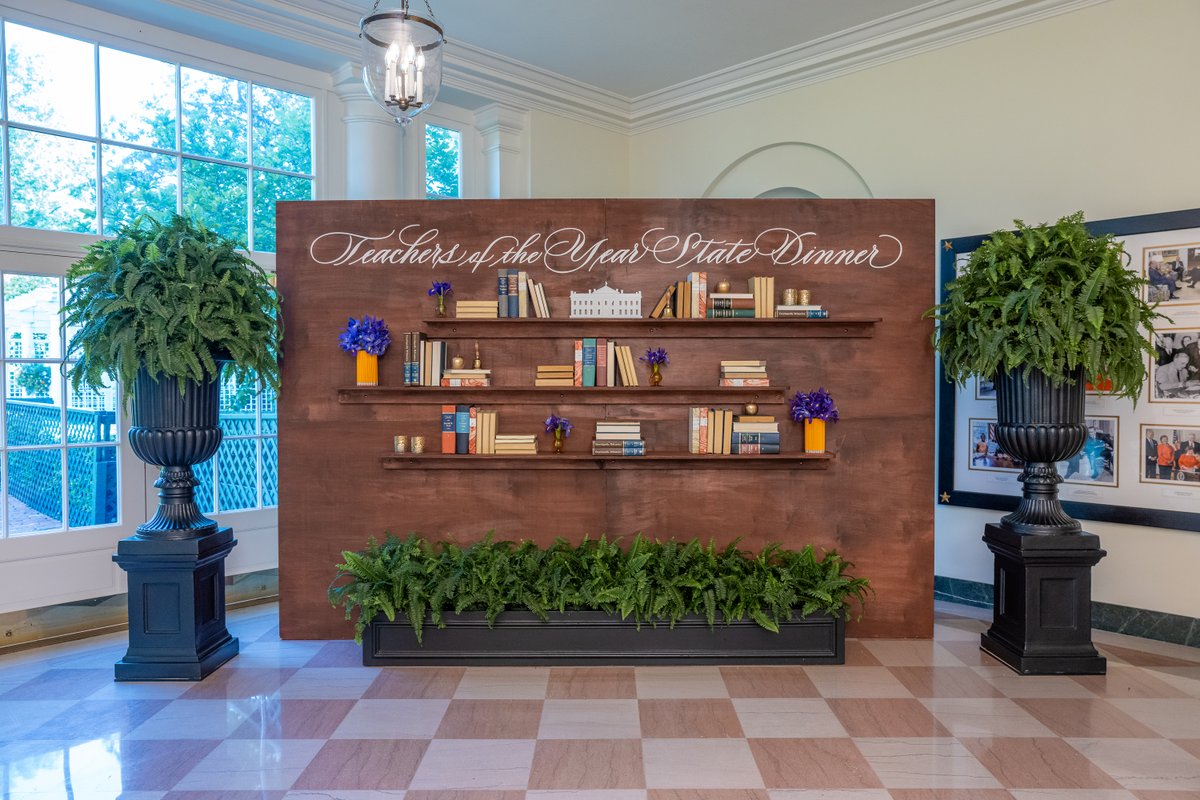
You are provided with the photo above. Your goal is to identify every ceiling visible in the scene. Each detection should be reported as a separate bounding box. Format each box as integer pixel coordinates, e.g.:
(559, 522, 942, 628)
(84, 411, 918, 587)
(84, 0, 991, 98)
(411, 0, 931, 98)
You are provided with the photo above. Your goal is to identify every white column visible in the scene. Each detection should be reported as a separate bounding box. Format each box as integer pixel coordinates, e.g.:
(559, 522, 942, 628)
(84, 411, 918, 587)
(474, 103, 529, 199)
(332, 63, 406, 200)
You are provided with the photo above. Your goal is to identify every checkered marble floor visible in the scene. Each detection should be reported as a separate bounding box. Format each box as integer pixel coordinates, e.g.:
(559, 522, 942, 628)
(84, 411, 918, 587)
(1, 602, 1198, 799)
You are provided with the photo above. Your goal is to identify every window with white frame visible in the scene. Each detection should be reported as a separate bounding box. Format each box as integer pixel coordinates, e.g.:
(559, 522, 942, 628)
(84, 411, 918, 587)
(0, 20, 300, 535)
(1, 272, 118, 536)
(425, 123, 461, 199)
(1, 20, 314, 252)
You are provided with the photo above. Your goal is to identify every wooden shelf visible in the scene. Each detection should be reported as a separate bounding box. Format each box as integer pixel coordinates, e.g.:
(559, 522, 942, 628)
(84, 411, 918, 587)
(339, 385, 789, 405)
(421, 317, 879, 339)
(381, 452, 834, 470)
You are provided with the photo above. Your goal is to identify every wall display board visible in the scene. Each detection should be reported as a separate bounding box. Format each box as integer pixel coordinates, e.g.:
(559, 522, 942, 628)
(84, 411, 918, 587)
(276, 199, 935, 639)
(938, 208, 1200, 532)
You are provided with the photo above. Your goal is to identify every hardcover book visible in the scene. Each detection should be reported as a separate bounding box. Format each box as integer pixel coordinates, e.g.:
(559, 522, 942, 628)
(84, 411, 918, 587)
(497, 271, 509, 318)
(582, 337, 597, 387)
(441, 405, 456, 454)
(574, 340, 583, 386)
(507, 269, 519, 318)
(468, 406, 478, 454)
(455, 404, 470, 454)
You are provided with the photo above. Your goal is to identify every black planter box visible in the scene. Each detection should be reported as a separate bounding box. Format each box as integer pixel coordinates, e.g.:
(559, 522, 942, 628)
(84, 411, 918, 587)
(363, 609, 844, 666)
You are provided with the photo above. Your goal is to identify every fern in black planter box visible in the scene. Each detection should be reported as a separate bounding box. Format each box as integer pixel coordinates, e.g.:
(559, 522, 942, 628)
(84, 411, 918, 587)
(329, 533, 871, 648)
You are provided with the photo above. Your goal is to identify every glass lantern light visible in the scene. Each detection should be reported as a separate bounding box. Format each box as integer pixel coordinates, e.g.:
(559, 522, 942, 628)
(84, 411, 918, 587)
(360, 0, 445, 125)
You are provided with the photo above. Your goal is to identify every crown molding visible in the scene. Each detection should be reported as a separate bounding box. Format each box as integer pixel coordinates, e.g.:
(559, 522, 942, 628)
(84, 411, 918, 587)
(46, 0, 1107, 136)
(629, 0, 1111, 133)
(442, 40, 630, 134)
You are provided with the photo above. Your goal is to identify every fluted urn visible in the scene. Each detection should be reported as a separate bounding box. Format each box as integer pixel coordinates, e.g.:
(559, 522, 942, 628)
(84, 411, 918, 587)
(994, 366, 1086, 534)
(127, 365, 224, 539)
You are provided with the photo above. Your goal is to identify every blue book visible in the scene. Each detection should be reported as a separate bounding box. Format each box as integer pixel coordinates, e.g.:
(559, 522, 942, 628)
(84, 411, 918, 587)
(507, 269, 519, 317)
(582, 337, 597, 387)
(732, 442, 781, 455)
(497, 271, 509, 318)
(733, 432, 781, 445)
(455, 404, 470, 454)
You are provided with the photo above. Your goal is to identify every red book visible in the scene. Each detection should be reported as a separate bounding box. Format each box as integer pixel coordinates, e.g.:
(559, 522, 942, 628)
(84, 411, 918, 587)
(573, 339, 583, 387)
(596, 338, 607, 387)
(468, 406, 478, 454)
(440, 405, 456, 454)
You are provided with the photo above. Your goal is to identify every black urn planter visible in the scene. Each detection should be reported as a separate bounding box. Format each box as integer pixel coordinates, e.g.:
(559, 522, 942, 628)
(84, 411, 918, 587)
(128, 367, 225, 538)
(363, 610, 845, 666)
(112, 366, 239, 681)
(981, 367, 1106, 675)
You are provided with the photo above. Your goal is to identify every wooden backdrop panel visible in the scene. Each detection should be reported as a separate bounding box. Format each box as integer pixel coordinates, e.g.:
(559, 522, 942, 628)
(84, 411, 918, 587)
(276, 199, 935, 639)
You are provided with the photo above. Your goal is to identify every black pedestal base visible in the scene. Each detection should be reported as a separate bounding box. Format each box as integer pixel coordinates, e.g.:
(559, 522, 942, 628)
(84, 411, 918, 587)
(980, 523, 1106, 675)
(112, 527, 239, 681)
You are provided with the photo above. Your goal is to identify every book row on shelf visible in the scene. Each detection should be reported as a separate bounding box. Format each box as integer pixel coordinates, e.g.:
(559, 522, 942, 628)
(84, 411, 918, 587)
(431, 406, 789, 457)
(690, 408, 781, 455)
(446, 269, 827, 320)
(401, 335, 775, 389)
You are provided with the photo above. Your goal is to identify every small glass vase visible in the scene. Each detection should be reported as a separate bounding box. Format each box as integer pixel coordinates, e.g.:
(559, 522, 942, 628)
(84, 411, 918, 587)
(435, 294, 447, 318)
(553, 429, 565, 454)
(650, 363, 663, 387)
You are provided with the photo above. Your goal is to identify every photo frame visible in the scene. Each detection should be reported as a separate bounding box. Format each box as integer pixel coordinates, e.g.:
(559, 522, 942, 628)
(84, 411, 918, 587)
(937, 207, 1200, 532)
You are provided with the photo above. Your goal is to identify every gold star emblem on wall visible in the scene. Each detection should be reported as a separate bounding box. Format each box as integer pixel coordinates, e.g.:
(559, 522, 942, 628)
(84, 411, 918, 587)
(942, 241, 953, 251)
(939, 492, 951, 503)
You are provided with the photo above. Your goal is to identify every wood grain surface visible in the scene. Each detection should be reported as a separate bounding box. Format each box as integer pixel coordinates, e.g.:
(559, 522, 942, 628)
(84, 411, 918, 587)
(276, 198, 935, 640)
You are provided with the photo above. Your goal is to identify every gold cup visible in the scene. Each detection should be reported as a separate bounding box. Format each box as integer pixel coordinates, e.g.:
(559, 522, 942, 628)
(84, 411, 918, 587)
(798, 289, 811, 306)
(782, 288, 798, 306)
(411, 435, 426, 454)
(393, 435, 408, 453)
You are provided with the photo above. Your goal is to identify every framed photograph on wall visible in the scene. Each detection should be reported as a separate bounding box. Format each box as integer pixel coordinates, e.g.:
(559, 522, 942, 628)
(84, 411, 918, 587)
(936, 207, 1200, 532)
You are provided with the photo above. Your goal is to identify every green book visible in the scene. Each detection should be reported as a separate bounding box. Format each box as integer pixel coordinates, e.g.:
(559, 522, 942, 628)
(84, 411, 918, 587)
(582, 337, 597, 387)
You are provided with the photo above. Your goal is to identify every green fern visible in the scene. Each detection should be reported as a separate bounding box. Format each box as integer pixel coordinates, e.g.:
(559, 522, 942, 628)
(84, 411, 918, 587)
(62, 213, 282, 409)
(925, 211, 1167, 400)
(328, 532, 872, 644)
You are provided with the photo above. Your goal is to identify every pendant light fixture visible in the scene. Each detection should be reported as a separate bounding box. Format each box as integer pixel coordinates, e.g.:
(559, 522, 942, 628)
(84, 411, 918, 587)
(360, 0, 445, 125)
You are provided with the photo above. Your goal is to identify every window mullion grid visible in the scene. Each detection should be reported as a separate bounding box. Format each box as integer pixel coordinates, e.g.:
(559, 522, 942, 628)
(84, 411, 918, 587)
(0, 270, 6, 539)
(1, 21, 9, 228)
(247, 84, 255, 252)
(174, 63, 183, 215)
(92, 41, 101, 235)
(57, 275, 69, 530)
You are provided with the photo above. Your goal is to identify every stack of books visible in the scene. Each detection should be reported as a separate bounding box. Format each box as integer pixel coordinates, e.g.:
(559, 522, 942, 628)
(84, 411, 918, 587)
(536, 365, 575, 386)
(615, 345, 638, 386)
(648, 271, 709, 319)
(719, 360, 769, 387)
(441, 404, 479, 454)
(706, 292, 755, 318)
(455, 300, 498, 318)
(750, 276, 776, 318)
(731, 415, 780, 454)
(404, 334, 449, 386)
(441, 368, 491, 387)
(496, 270, 552, 318)
(527, 276, 551, 318)
(573, 338, 637, 387)
(776, 303, 828, 319)
(494, 434, 538, 454)
(689, 407, 734, 455)
(476, 409, 498, 454)
(592, 420, 645, 456)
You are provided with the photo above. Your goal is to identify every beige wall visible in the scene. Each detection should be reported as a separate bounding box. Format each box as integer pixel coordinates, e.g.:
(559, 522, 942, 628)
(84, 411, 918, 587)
(529, 110, 630, 198)
(624, 0, 1200, 618)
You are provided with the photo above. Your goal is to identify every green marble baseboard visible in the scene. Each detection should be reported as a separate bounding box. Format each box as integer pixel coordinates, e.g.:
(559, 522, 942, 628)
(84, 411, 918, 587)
(935, 574, 1199, 649)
